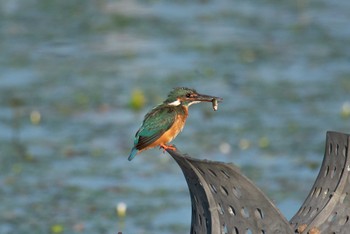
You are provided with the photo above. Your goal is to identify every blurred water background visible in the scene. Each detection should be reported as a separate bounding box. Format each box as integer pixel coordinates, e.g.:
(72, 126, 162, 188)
(1, 0, 350, 233)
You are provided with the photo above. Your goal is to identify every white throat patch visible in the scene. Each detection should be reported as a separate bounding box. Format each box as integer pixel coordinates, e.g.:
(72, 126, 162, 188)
(168, 99, 181, 106)
(188, 101, 201, 106)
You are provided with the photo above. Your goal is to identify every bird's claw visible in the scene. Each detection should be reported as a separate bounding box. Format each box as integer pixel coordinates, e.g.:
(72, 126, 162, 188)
(159, 144, 176, 153)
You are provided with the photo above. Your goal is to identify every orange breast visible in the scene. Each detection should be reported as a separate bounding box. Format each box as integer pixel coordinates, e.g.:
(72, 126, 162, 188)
(145, 107, 188, 150)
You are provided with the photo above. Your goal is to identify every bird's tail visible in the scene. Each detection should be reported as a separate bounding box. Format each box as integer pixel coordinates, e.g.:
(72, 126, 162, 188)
(128, 147, 138, 161)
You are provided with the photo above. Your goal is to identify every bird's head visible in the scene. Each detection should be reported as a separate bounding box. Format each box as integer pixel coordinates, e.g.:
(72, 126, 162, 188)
(164, 87, 222, 107)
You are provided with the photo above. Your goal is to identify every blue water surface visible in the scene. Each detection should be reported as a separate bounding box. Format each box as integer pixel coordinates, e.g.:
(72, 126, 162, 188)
(1, 0, 350, 233)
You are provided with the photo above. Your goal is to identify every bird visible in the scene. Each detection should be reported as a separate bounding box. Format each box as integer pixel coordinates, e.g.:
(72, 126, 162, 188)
(128, 87, 222, 161)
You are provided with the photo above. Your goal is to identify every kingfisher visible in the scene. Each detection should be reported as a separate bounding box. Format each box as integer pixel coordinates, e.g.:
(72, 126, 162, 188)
(128, 87, 222, 161)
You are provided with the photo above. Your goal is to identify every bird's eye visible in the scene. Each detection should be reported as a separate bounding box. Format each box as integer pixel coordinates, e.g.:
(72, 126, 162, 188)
(186, 93, 192, 98)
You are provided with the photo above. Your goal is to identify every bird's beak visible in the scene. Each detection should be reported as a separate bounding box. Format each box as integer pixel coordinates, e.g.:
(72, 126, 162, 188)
(189, 93, 223, 103)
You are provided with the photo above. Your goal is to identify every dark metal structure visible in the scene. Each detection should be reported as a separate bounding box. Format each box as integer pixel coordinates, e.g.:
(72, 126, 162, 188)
(167, 131, 350, 234)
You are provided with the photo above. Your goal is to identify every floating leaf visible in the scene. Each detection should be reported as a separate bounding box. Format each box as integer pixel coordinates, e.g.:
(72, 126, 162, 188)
(129, 89, 146, 111)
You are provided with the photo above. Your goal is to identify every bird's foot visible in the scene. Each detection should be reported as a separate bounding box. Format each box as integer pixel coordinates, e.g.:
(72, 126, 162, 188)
(159, 144, 176, 153)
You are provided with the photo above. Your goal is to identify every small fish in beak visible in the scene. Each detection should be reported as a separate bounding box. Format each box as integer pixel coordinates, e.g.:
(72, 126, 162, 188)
(212, 98, 218, 111)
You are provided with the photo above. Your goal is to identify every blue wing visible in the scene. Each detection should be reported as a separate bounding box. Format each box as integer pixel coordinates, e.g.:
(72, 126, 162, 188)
(134, 105, 177, 150)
